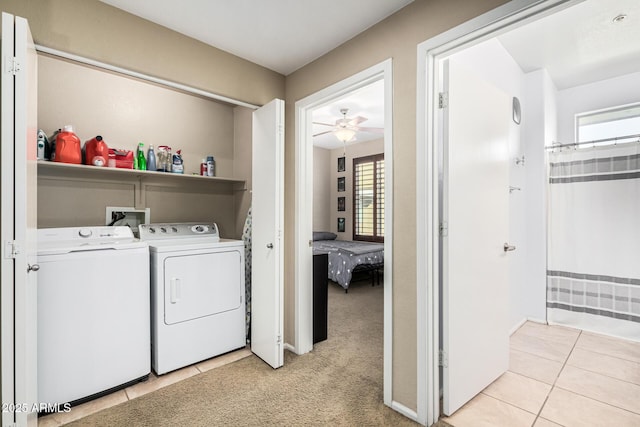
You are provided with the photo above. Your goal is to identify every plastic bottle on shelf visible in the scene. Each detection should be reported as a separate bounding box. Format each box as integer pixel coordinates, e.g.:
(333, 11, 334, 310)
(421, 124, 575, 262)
(172, 150, 183, 174)
(156, 145, 171, 172)
(37, 129, 47, 160)
(84, 135, 109, 167)
(147, 145, 156, 171)
(54, 125, 82, 164)
(206, 156, 215, 177)
(200, 158, 207, 176)
(48, 129, 61, 161)
(136, 142, 147, 170)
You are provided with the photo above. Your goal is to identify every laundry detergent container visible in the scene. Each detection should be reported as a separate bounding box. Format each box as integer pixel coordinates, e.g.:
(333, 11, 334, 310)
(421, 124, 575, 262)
(54, 125, 82, 164)
(84, 135, 109, 167)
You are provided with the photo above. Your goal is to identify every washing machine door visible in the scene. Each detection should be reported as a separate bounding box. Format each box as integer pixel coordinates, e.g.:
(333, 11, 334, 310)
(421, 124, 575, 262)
(163, 249, 242, 325)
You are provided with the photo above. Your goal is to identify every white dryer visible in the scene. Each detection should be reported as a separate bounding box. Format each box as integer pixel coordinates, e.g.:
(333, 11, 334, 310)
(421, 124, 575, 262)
(138, 223, 246, 375)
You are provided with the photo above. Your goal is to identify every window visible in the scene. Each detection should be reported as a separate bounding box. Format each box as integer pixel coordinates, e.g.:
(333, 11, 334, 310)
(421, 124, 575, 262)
(353, 154, 384, 242)
(576, 103, 640, 147)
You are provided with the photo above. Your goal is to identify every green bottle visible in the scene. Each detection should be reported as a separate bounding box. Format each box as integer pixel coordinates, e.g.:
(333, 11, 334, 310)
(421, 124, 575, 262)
(137, 142, 147, 170)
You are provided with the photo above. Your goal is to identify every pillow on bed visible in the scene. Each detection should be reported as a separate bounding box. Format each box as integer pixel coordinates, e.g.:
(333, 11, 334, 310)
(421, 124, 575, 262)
(313, 231, 337, 241)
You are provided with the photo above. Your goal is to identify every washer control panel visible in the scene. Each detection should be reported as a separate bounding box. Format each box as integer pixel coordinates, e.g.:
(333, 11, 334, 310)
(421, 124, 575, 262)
(138, 223, 219, 241)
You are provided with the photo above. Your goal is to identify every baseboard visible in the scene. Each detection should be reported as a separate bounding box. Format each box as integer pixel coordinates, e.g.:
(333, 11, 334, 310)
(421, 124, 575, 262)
(509, 316, 548, 336)
(527, 316, 547, 325)
(391, 400, 419, 423)
(509, 318, 528, 336)
(283, 343, 296, 354)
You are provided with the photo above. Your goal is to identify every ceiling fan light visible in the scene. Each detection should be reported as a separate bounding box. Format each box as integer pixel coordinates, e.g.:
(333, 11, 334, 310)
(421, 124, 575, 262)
(334, 128, 356, 143)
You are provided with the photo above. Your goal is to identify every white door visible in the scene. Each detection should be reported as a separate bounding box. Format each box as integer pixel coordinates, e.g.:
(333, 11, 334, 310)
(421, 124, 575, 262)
(441, 58, 511, 415)
(164, 251, 242, 324)
(1, 12, 38, 426)
(251, 98, 284, 369)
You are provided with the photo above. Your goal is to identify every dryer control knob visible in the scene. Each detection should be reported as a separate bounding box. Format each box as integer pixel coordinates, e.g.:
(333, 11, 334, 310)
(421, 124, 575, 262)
(192, 225, 208, 233)
(78, 228, 92, 238)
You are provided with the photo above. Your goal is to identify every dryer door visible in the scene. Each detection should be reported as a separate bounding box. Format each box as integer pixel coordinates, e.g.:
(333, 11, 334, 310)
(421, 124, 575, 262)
(163, 249, 242, 325)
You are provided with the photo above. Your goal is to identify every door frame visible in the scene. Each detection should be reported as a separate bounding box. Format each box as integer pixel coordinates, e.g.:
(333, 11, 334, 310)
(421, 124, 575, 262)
(1, 12, 18, 426)
(415, 0, 581, 424)
(294, 59, 393, 405)
(1, 12, 39, 425)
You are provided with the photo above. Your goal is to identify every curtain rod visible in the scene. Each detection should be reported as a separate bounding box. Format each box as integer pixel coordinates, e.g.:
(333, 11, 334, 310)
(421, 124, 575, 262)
(546, 133, 640, 150)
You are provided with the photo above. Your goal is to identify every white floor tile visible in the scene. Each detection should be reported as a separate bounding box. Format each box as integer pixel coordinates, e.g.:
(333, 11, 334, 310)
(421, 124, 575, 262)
(555, 365, 640, 414)
(540, 387, 640, 427)
(567, 347, 640, 385)
(575, 332, 640, 363)
(509, 348, 564, 385)
(482, 371, 551, 414)
(443, 393, 536, 427)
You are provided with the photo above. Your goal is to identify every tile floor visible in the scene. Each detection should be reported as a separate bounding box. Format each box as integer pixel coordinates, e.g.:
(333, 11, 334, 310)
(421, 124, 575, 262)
(443, 321, 640, 427)
(38, 347, 252, 426)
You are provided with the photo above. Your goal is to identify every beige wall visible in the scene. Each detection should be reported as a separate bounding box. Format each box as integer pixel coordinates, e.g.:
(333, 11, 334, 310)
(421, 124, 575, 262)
(38, 55, 236, 177)
(233, 106, 254, 237)
(330, 139, 384, 240)
(312, 146, 331, 231)
(312, 139, 384, 238)
(284, 0, 508, 410)
(36, 55, 247, 238)
(0, 0, 284, 107)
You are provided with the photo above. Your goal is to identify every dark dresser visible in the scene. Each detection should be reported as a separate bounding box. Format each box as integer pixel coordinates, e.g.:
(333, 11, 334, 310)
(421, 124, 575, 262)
(313, 252, 328, 343)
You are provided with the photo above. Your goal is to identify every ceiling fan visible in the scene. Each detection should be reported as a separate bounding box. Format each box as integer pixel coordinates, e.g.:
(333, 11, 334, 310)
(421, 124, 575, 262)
(313, 108, 383, 143)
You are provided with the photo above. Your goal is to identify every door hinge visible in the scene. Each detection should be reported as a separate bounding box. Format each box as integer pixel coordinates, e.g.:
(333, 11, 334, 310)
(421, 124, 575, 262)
(438, 92, 449, 109)
(277, 335, 282, 345)
(5, 56, 20, 75)
(439, 349, 448, 367)
(4, 240, 20, 259)
(439, 222, 448, 237)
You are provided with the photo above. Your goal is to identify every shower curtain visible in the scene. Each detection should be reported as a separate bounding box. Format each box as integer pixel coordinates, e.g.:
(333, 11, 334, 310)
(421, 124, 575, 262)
(547, 143, 640, 341)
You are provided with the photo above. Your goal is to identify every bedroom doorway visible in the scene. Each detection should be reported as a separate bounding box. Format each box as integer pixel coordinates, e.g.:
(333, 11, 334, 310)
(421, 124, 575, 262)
(294, 59, 393, 406)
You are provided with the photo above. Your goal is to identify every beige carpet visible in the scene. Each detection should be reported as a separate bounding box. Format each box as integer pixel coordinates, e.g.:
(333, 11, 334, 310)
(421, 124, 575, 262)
(68, 279, 419, 426)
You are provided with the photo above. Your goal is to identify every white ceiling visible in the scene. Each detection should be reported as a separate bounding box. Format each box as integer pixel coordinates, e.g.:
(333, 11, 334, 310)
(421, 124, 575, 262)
(498, 0, 640, 90)
(98, 0, 414, 76)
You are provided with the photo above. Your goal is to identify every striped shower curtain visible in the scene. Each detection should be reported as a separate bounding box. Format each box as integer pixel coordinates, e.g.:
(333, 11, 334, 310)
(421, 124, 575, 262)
(546, 143, 640, 341)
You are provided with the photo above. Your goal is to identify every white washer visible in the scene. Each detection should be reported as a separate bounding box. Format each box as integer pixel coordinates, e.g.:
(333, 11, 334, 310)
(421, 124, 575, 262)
(37, 226, 150, 405)
(138, 223, 245, 375)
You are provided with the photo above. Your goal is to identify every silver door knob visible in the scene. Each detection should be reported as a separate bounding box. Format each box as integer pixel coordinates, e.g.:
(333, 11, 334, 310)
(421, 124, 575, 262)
(503, 243, 516, 252)
(27, 264, 40, 272)
(266, 243, 274, 249)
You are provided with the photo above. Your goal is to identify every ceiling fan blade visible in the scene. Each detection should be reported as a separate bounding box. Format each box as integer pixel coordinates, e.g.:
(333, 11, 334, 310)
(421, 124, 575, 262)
(313, 130, 334, 137)
(312, 121, 336, 127)
(348, 116, 368, 126)
(356, 126, 384, 134)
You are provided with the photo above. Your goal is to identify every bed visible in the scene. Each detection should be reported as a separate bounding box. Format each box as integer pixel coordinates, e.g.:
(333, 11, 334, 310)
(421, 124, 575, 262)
(312, 231, 384, 292)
